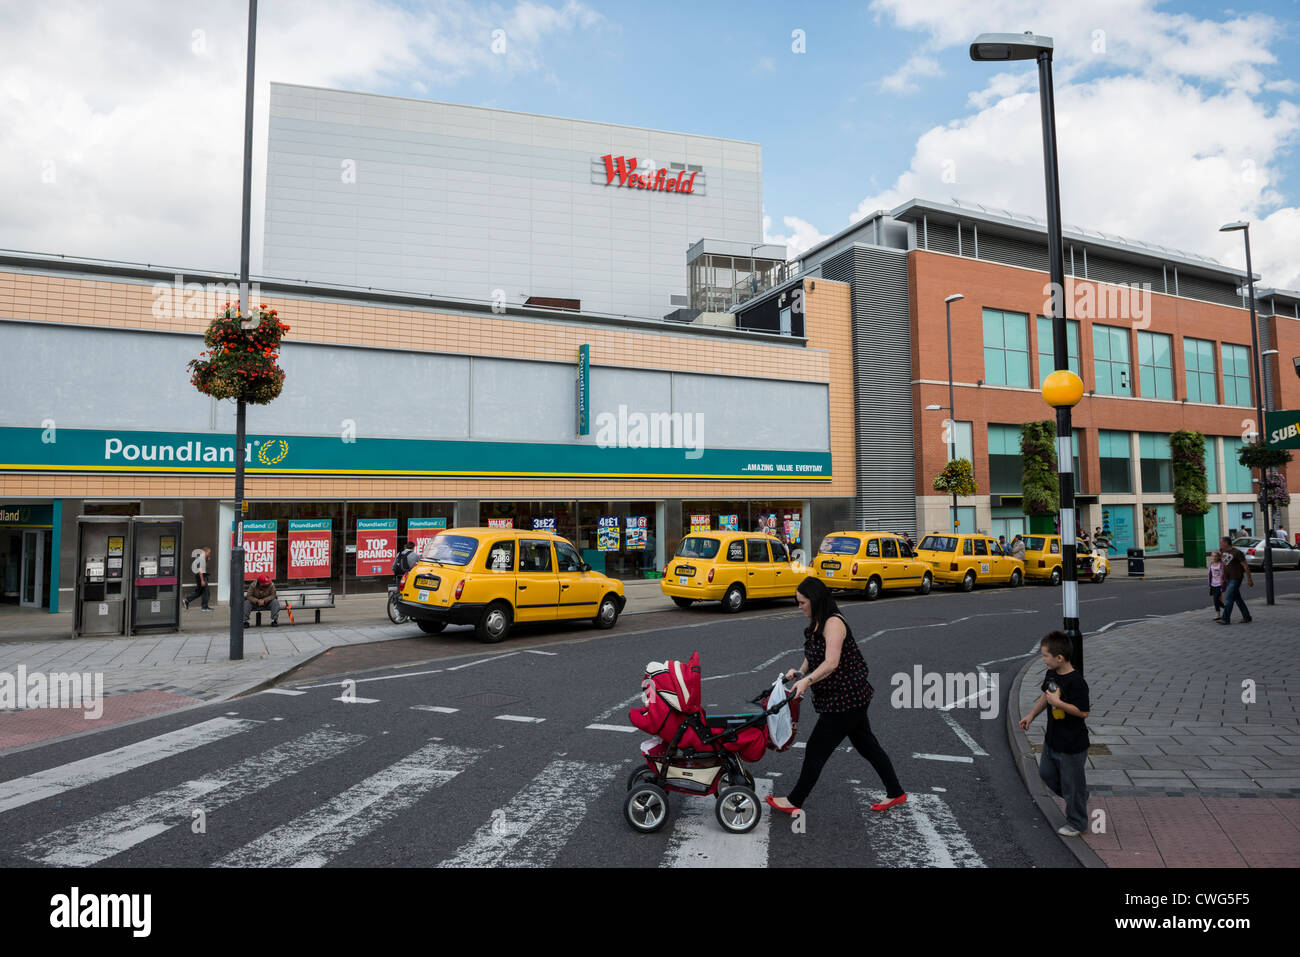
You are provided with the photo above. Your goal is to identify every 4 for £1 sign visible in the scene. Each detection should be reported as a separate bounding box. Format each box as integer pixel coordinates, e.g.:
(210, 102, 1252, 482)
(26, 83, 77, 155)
(356, 518, 397, 577)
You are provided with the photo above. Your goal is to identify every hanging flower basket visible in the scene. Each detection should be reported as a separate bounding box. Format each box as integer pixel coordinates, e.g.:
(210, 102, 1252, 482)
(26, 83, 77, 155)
(187, 304, 289, 405)
(933, 458, 977, 497)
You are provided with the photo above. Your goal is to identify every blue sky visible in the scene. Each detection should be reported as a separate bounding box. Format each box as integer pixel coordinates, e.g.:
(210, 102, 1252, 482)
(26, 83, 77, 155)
(2, 0, 1298, 286)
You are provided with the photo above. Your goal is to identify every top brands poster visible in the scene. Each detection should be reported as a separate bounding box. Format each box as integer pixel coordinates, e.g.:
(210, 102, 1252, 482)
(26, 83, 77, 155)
(355, 518, 397, 577)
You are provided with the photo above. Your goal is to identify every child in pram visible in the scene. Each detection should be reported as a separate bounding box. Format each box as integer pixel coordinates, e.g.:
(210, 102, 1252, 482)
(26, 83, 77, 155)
(623, 651, 801, 834)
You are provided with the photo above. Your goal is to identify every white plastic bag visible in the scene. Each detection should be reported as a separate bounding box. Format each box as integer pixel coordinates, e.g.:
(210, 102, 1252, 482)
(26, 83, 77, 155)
(766, 676, 794, 750)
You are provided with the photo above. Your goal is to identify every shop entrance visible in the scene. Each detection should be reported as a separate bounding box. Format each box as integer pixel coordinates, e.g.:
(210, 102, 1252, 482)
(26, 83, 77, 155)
(1, 527, 49, 609)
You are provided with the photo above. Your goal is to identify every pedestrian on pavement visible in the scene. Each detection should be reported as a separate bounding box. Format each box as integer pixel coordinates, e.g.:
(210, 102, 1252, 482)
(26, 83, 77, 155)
(1019, 631, 1091, 837)
(767, 577, 907, 817)
(1216, 536, 1254, 625)
(1011, 534, 1026, 561)
(243, 573, 280, 627)
(183, 546, 212, 611)
(1207, 550, 1225, 618)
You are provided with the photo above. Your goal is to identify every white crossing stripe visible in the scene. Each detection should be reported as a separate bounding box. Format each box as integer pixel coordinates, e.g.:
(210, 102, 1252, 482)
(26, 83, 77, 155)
(260, 689, 306, 696)
(938, 711, 988, 757)
(586, 724, 637, 733)
(213, 742, 484, 868)
(333, 696, 380, 704)
(0, 717, 259, 815)
(661, 777, 773, 869)
(912, 753, 975, 764)
(411, 706, 459, 714)
(437, 760, 619, 868)
(21, 729, 364, 867)
(856, 788, 984, 868)
(524, 650, 558, 656)
(495, 715, 545, 723)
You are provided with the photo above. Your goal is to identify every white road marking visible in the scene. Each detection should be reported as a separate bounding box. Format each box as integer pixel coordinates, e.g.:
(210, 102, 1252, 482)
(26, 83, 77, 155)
(524, 649, 558, 656)
(857, 788, 984, 868)
(445, 652, 521, 672)
(586, 724, 637, 733)
(860, 609, 1038, 643)
(931, 787, 947, 792)
(213, 742, 484, 868)
(912, 753, 975, 764)
(937, 711, 988, 757)
(332, 695, 380, 705)
(21, 729, 365, 867)
(495, 715, 545, 723)
(661, 777, 773, 869)
(411, 706, 459, 714)
(294, 668, 444, 690)
(260, 689, 306, 696)
(437, 760, 619, 867)
(792, 742, 806, 749)
(977, 651, 1034, 667)
(0, 717, 259, 815)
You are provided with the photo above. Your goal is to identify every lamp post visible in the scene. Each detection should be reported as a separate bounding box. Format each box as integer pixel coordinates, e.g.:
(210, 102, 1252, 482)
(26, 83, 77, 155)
(1220, 221, 1274, 605)
(972, 31, 1084, 668)
(230, 0, 258, 660)
(926, 294, 966, 533)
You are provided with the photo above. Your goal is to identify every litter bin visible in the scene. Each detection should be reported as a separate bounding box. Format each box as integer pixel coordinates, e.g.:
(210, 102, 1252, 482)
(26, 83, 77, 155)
(1127, 547, 1145, 578)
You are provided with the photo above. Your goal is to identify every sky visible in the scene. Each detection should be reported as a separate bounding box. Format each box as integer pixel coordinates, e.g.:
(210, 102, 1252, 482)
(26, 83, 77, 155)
(1, 0, 1298, 289)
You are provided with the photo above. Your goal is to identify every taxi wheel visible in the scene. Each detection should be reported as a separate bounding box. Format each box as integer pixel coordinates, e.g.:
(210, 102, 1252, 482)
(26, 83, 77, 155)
(864, 577, 882, 601)
(672, 597, 695, 609)
(722, 584, 746, 614)
(416, 620, 446, 635)
(916, 572, 932, 595)
(1092, 571, 1106, 584)
(476, 601, 513, 643)
(1010, 569, 1023, 588)
(1050, 566, 1062, 587)
(594, 593, 621, 629)
(960, 570, 976, 592)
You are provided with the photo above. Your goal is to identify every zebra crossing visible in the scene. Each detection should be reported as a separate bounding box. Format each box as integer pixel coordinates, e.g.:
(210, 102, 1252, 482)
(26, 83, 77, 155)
(0, 714, 987, 868)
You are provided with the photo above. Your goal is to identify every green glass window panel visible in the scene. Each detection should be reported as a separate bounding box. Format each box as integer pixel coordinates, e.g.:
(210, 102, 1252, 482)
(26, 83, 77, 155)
(1203, 438, 1218, 493)
(1006, 352, 1030, 387)
(1099, 430, 1129, 458)
(1004, 316, 1028, 351)
(1037, 317, 1081, 385)
(1093, 326, 1111, 361)
(984, 348, 1006, 385)
(983, 311, 1005, 348)
(1138, 332, 1154, 364)
(1155, 368, 1173, 399)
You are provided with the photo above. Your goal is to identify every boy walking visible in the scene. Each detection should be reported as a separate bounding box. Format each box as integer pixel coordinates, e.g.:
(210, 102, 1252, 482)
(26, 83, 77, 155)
(1019, 631, 1091, 837)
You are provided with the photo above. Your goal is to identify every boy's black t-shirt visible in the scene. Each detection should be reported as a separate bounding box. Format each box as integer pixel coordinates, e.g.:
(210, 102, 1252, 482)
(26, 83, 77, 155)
(1041, 668, 1090, 754)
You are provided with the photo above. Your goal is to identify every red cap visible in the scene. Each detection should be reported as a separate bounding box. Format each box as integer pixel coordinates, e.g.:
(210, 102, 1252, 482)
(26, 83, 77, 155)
(257, 574, 271, 585)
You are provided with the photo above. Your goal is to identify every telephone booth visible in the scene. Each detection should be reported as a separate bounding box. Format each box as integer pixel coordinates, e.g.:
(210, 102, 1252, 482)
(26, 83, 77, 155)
(130, 516, 183, 633)
(74, 516, 131, 637)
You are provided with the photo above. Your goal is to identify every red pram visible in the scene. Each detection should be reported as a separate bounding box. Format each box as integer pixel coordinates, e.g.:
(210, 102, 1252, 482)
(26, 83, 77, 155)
(624, 651, 801, 834)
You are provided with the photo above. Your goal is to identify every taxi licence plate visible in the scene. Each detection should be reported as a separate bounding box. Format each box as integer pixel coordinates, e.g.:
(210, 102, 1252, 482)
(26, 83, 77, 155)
(678, 576, 689, 585)
(418, 589, 429, 602)
(825, 570, 834, 577)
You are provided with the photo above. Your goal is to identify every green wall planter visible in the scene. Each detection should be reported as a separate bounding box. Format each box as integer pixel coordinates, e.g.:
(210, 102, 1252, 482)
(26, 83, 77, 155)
(1029, 515, 1056, 534)
(1182, 514, 1206, 568)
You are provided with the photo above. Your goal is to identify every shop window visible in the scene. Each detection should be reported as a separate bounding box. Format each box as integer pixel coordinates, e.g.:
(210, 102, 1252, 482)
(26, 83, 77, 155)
(983, 309, 1031, 387)
(1139, 433, 1172, 494)
(577, 501, 657, 581)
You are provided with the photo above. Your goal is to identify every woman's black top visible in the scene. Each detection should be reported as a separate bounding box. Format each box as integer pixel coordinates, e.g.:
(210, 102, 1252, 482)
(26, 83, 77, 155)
(804, 613, 872, 713)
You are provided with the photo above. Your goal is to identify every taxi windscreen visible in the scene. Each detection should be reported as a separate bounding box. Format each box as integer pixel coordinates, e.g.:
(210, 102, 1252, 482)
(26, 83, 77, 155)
(424, 534, 478, 566)
(819, 536, 861, 555)
(676, 536, 721, 559)
(919, 535, 958, 552)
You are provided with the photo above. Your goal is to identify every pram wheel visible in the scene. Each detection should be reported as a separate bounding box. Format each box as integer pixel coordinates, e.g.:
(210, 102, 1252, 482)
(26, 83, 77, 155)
(715, 785, 761, 834)
(624, 783, 670, 833)
(627, 766, 657, 790)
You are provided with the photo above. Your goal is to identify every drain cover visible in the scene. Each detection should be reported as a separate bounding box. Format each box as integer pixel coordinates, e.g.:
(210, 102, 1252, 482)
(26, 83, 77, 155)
(459, 691, 525, 706)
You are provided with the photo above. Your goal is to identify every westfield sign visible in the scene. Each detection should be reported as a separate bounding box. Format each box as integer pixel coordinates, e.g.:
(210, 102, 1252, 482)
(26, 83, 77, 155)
(601, 155, 698, 194)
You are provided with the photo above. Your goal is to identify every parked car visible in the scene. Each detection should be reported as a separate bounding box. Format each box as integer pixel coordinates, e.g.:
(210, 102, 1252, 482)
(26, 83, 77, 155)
(1232, 537, 1300, 570)
(811, 530, 933, 599)
(662, 531, 802, 613)
(396, 528, 626, 643)
(914, 533, 1025, 591)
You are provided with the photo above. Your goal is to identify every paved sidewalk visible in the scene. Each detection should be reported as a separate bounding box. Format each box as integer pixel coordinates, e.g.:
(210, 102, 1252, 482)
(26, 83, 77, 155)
(1010, 596, 1300, 867)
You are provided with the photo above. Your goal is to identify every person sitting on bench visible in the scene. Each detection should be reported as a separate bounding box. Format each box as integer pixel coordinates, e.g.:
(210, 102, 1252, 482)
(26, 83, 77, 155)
(244, 574, 280, 627)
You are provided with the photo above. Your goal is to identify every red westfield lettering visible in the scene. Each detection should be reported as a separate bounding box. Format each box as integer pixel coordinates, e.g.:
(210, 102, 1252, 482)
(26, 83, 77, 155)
(601, 154, 697, 194)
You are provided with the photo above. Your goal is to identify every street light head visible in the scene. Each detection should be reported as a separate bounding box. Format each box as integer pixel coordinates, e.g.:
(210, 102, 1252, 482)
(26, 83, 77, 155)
(925, 404, 942, 411)
(1262, 349, 1279, 357)
(944, 293, 965, 303)
(1041, 369, 1085, 408)
(969, 32, 1054, 61)
(1219, 221, 1248, 233)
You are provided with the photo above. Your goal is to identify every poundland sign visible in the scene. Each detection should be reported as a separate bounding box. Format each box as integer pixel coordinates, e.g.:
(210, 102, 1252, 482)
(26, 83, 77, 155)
(601, 155, 698, 194)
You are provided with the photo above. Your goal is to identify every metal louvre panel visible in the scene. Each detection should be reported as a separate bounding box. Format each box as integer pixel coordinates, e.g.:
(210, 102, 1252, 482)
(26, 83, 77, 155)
(1175, 272, 1242, 308)
(821, 246, 916, 532)
(972, 232, 1049, 272)
(926, 222, 959, 255)
(1085, 254, 1164, 289)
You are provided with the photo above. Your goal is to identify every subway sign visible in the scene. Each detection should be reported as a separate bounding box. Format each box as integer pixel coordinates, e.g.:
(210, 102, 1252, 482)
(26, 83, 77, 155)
(0, 426, 831, 482)
(601, 155, 698, 194)
(1265, 409, 1300, 450)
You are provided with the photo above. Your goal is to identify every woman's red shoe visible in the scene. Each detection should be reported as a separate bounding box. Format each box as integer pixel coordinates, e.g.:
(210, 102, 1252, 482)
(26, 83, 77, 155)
(871, 793, 907, 812)
(765, 795, 801, 815)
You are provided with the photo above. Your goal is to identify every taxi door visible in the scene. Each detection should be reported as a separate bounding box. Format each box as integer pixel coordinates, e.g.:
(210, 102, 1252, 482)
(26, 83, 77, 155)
(554, 538, 602, 620)
(515, 539, 560, 622)
(971, 537, 994, 579)
(880, 536, 905, 587)
(986, 538, 1012, 581)
(745, 538, 775, 597)
(894, 537, 924, 587)
(768, 539, 798, 596)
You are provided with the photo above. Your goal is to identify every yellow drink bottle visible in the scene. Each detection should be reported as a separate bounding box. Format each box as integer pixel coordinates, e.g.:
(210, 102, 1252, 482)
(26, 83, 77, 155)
(1048, 678, 1065, 719)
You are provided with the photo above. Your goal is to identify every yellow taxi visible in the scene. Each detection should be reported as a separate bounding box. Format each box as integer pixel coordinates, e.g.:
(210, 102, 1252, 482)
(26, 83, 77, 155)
(914, 532, 1025, 591)
(396, 528, 626, 643)
(662, 530, 803, 613)
(1020, 534, 1064, 585)
(812, 531, 933, 599)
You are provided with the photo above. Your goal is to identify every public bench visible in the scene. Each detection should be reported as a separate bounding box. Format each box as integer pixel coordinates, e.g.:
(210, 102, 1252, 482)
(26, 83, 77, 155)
(251, 584, 336, 625)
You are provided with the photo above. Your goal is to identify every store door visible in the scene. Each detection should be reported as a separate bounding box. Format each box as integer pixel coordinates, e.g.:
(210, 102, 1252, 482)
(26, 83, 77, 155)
(21, 530, 44, 608)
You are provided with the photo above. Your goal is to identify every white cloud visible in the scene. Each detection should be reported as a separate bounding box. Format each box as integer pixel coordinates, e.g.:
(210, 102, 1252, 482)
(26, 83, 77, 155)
(0, 0, 604, 274)
(764, 213, 829, 259)
(880, 54, 943, 94)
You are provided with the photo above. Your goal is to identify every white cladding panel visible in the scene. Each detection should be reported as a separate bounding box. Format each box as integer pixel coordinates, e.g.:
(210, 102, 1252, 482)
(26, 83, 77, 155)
(264, 85, 764, 319)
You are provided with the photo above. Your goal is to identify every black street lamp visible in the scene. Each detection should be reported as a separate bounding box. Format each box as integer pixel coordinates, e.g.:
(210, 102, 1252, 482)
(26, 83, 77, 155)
(1219, 220, 1274, 605)
(972, 31, 1084, 669)
(925, 293, 965, 532)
